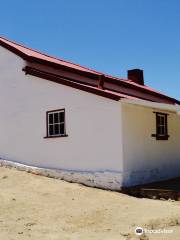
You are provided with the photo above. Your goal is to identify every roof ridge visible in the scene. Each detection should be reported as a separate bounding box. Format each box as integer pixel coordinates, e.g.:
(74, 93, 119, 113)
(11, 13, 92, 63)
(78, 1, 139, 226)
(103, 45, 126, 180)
(0, 36, 102, 75)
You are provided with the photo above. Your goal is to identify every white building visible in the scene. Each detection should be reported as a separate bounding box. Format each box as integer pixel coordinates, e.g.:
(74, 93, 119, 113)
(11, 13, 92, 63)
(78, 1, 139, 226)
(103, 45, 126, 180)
(0, 36, 180, 190)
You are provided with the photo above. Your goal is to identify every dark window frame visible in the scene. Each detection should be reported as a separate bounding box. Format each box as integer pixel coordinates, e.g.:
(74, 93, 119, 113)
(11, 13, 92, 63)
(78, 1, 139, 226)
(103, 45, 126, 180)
(44, 108, 68, 138)
(152, 112, 169, 140)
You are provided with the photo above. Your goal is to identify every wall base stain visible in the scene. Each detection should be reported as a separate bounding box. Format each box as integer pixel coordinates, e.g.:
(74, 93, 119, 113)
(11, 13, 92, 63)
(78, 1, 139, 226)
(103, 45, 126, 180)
(0, 159, 123, 190)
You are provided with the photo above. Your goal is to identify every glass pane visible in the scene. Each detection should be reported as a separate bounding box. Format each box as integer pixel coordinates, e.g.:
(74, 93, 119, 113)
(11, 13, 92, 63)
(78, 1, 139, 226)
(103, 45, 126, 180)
(49, 114, 53, 124)
(157, 126, 161, 135)
(49, 125, 54, 135)
(161, 116, 165, 125)
(161, 126, 165, 135)
(60, 123, 65, 135)
(59, 112, 64, 123)
(54, 124, 59, 135)
(54, 113, 59, 123)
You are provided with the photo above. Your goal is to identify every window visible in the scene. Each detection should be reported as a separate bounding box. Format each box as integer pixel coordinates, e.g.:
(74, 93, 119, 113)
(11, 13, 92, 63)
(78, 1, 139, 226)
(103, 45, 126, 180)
(46, 109, 67, 138)
(152, 112, 169, 140)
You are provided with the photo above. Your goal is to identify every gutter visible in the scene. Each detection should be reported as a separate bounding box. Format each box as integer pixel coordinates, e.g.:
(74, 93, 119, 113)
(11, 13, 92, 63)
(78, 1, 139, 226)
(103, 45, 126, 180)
(121, 98, 180, 115)
(23, 66, 121, 101)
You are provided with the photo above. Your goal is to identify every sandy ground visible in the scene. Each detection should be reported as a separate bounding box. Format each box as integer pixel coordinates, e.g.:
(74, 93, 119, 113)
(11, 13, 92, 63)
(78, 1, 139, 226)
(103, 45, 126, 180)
(0, 167, 180, 240)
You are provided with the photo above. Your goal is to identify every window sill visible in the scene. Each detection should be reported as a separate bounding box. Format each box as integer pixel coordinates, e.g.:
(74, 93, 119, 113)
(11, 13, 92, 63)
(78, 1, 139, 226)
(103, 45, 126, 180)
(44, 134, 68, 139)
(151, 134, 169, 140)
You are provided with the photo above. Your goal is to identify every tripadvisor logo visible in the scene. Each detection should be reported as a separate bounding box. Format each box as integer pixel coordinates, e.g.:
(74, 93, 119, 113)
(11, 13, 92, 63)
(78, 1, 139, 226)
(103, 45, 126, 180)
(135, 227, 143, 235)
(135, 226, 173, 235)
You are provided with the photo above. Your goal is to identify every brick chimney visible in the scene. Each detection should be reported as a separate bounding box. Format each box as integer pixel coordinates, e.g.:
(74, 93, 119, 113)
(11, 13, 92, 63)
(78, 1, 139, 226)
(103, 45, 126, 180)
(127, 69, 144, 85)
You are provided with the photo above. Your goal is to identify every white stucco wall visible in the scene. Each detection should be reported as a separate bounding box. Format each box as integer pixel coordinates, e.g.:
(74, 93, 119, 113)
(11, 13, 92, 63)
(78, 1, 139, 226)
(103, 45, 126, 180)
(1, 45, 180, 190)
(121, 102, 180, 186)
(0, 46, 123, 180)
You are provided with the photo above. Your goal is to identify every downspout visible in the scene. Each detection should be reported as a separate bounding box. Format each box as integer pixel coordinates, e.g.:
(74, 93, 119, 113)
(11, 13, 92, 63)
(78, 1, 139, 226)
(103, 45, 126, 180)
(98, 74, 105, 89)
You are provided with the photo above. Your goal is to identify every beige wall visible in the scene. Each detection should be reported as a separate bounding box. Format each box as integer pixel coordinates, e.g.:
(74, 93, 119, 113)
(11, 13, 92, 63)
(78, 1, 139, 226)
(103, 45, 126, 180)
(121, 102, 180, 186)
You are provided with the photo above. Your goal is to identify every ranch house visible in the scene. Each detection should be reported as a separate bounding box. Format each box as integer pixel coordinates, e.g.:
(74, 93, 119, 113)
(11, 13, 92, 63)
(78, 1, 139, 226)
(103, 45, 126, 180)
(0, 36, 180, 190)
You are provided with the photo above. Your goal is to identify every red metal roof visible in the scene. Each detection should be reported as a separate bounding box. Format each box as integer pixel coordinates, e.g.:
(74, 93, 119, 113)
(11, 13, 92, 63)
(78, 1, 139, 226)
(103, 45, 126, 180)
(0, 36, 101, 75)
(0, 36, 179, 104)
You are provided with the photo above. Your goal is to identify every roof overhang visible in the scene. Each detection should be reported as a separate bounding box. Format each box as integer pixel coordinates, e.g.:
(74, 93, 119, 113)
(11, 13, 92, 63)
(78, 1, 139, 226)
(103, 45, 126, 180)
(23, 66, 121, 101)
(121, 98, 180, 115)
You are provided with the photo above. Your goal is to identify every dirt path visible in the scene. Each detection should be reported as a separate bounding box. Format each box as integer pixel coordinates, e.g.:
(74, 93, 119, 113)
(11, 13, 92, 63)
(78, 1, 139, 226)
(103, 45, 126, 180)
(0, 167, 180, 240)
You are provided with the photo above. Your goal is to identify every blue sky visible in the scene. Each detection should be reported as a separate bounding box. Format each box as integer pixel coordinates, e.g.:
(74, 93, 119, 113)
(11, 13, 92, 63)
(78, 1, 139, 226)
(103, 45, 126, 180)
(1, 0, 180, 99)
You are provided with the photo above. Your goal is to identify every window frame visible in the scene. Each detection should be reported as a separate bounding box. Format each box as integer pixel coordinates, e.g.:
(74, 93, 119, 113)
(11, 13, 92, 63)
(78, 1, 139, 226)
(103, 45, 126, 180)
(45, 108, 68, 138)
(152, 112, 169, 140)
